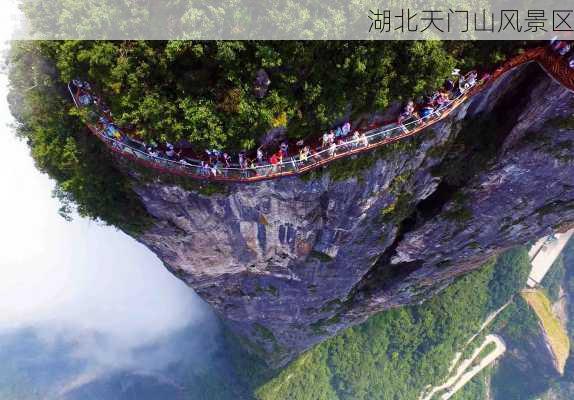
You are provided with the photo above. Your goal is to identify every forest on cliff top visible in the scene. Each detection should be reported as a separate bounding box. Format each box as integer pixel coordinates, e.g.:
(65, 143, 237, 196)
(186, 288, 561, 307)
(7, 40, 520, 232)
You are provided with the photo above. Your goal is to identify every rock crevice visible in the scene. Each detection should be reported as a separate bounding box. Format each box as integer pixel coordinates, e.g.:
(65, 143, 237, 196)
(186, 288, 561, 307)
(132, 62, 574, 366)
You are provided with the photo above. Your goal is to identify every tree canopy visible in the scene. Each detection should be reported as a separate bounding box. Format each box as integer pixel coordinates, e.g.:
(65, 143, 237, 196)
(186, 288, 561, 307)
(7, 40, 520, 229)
(255, 249, 532, 400)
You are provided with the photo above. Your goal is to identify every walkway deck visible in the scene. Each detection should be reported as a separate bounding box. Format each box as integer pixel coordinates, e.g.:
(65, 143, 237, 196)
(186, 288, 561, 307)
(69, 46, 574, 183)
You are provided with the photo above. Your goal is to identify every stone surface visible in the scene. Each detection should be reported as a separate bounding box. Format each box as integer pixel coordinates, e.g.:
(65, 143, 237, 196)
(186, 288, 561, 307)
(130, 62, 574, 366)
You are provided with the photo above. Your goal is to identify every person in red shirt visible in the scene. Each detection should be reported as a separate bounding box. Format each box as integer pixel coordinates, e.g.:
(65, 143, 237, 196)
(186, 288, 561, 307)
(270, 152, 282, 175)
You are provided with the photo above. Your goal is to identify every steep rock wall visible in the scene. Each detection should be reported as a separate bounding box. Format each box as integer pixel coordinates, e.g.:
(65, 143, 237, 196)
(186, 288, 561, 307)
(131, 62, 574, 366)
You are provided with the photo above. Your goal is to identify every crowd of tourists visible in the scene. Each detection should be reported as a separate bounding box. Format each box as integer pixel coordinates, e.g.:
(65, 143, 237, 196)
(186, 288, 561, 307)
(70, 69, 471, 178)
(70, 40, 572, 179)
(550, 38, 574, 69)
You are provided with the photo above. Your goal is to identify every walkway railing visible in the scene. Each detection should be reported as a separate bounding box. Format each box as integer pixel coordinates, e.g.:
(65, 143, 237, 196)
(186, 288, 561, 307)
(68, 46, 574, 183)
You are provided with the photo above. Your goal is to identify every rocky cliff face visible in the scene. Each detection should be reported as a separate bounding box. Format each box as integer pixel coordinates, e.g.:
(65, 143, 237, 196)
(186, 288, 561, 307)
(129, 62, 574, 366)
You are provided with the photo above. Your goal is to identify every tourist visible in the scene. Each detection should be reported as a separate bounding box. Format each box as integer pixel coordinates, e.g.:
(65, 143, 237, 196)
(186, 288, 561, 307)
(257, 147, 264, 165)
(433, 92, 446, 109)
(360, 132, 369, 147)
(166, 143, 176, 159)
(223, 152, 231, 168)
(248, 159, 257, 176)
(328, 130, 335, 144)
(352, 130, 360, 148)
(444, 78, 455, 92)
(405, 100, 415, 115)
(105, 125, 120, 140)
(342, 121, 351, 136)
(212, 161, 222, 177)
(420, 105, 434, 121)
(148, 148, 159, 158)
(239, 151, 247, 169)
(553, 40, 572, 56)
(73, 79, 91, 91)
(280, 142, 289, 158)
(98, 116, 110, 127)
(465, 71, 477, 89)
(308, 147, 318, 162)
(201, 161, 210, 176)
(398, 100, 417, 132)
(322, 132, 329, 148)
(559, 43, 571, 56)
(79, 93, 92, 106)
(437, 91, 449, 106)
(457, 76, 467, 95)
(329, 141, 337, 157)
(299, 146, 309, 162)
(205, 149, 214, 164)
(434, 91, 449, 116)
(270, 152, 281, 174)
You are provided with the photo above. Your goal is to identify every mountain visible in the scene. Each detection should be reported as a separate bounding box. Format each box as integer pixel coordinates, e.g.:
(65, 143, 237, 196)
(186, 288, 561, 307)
(7, 41, 574, 367)
(130, 60, 574, 365)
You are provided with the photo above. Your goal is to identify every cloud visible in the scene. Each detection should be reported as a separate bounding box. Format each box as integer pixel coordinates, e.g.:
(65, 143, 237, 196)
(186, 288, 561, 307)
(0, 43, 213, 388)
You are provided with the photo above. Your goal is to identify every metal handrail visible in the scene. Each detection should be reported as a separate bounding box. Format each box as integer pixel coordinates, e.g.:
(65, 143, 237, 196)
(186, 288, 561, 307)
(68, 82, 472, 180)
(67, 45, 574, 182)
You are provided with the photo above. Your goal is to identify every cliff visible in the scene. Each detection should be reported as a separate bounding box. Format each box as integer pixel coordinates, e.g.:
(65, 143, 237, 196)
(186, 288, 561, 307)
(127, 61, 574, 366)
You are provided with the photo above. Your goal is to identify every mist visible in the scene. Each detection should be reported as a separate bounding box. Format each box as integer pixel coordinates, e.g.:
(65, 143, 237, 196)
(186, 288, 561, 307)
(0, 32, 223, 397)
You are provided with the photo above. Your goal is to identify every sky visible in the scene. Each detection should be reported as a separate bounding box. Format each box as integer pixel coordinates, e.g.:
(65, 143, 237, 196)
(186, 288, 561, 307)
(0, 0, 214, 390)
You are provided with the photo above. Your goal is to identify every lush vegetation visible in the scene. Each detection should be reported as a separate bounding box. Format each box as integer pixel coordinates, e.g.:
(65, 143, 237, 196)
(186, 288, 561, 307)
(8, 42, 152, 233)
(487, 247, 531, 309)
(7, 40, 521, 230)
(451, 368, 491, 400)
(255, 247, 531, 400)
(489, 296, 548, 400)
(18, 0, 517, 41)
(542, 254, 566, 303)
(8, 38, 547, 400)
(490, 238, 574, 400)
(23, 41, 520, 152)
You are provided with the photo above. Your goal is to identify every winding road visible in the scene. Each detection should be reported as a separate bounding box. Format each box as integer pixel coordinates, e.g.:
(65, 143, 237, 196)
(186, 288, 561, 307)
(441, 335, 506, 400)
(420, 335, 506, 400)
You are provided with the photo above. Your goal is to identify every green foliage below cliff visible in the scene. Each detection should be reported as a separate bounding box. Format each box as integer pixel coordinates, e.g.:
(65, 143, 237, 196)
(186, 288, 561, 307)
(450, 368, 491, 400)
(487, 238, 574, 400)
(255, 248, 531, 400)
